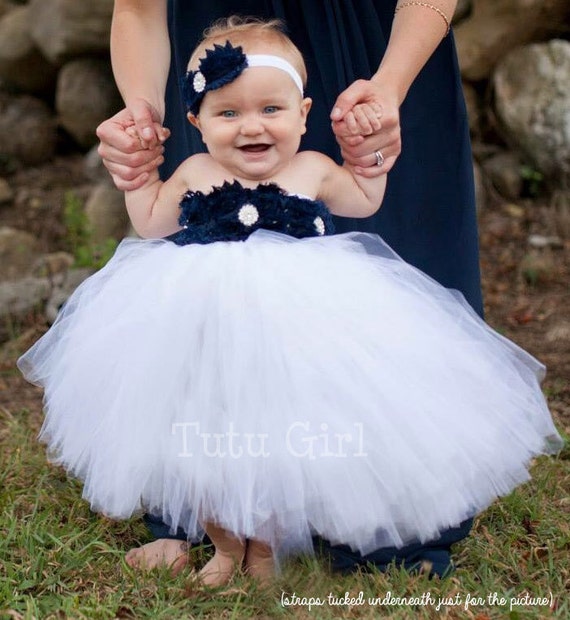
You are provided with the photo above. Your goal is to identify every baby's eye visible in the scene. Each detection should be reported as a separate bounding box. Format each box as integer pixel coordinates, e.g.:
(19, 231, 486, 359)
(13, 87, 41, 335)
(263, 106, 279, 114)
(221, 110, 237, 118)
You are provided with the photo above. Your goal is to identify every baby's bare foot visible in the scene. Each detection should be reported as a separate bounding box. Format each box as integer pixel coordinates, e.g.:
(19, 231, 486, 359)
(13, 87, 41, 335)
(125, 539, 189, 575)
(197, 523, 246, 587)
(198, 549, 244, 587)
(244, 539, 275, 584)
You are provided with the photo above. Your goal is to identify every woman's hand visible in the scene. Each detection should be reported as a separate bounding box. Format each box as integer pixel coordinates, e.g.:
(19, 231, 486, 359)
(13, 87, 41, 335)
(331, 79, 402, 178)
(96, 99, 170, 191)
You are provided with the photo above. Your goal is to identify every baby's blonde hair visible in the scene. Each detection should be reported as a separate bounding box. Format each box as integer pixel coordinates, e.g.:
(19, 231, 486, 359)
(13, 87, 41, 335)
(188, 16, 308, 86)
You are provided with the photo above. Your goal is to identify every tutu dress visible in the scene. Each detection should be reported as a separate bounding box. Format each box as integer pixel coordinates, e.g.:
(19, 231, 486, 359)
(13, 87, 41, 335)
(18, 182, 562, 557)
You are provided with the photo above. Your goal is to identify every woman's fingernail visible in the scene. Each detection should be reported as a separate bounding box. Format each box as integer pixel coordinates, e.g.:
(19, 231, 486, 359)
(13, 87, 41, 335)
(142, 127, 154, 140)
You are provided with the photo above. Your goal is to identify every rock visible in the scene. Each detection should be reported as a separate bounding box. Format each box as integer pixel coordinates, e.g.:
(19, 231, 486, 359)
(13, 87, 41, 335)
(32, 251, 75, 285)
(45, 267, 93, 323)
(29, 0, 114, 65)
(527, 234, 563, 249)
(550, 190, 570, 238)
(481, 151, 523, 201)
(493, 40, 570, 183)
(473, 161, 486, 213)
(0, 226, 41, 281)
(519, 251, 556, 286)
(0, 0, 14, 19)
(0, 92, 57, 165)
(56, 59, 123, 149)
(453, 0, 472, 24)
(0, 247, 93, 327)
(503, 203, 525, 219)
(0, 276, 50, 319)
(84, 182, 128, 243)
(545, 322, 570, 343)
(0, 177, 14, 204)
(0, 5, 57, 93)
(455, 0, 570, 81)
(83, 144, 111, 182)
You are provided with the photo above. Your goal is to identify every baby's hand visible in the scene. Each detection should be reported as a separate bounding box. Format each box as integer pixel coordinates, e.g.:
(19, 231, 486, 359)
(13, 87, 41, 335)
(342, 102, 383, 137)
(125, 123, 166, 149)
(122, 124, 163, 187)
(125, 124, 145, 146)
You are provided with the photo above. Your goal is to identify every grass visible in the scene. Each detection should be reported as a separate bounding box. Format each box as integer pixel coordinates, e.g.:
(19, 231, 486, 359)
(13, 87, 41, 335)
(0, 389, 568, 619)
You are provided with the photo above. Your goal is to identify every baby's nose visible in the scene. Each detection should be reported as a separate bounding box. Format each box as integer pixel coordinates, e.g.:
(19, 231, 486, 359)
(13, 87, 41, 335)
(240, 116, 264, 135)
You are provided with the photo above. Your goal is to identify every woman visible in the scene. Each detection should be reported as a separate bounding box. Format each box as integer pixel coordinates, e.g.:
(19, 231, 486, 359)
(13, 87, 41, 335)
(97, 0, 477, 577)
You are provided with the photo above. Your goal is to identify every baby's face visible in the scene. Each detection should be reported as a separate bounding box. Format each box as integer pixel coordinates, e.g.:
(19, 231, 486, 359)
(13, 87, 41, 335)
(189, 65, 312, 182)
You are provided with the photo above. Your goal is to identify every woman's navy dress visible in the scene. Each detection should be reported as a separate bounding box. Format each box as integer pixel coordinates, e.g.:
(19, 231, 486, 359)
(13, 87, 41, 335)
(155, 0, 481, 574)
(164, 0, 482, 313)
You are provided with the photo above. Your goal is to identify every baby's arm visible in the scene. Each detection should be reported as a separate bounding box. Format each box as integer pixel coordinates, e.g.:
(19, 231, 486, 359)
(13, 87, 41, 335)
(124, 165, 185, 238)
(124, 148, 213, 239)
(310, 103, 387, 217)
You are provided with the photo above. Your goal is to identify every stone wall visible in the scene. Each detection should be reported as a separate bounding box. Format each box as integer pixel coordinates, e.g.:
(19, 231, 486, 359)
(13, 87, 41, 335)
(1, 0, 569, 181)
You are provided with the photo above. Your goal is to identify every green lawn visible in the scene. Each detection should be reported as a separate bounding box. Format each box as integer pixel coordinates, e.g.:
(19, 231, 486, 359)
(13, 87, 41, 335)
(1, 395, 568, 619)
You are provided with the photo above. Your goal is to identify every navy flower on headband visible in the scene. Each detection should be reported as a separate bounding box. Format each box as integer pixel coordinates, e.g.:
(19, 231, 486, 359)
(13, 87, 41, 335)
(182, 41, 248, 115)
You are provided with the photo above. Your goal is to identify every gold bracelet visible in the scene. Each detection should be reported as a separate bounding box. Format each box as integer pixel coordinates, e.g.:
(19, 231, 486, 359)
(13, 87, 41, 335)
(395, 2, 451, 36)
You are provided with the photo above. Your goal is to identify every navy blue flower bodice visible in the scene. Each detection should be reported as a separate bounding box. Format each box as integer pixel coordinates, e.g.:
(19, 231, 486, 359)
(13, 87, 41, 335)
(169, 181, 334, 246)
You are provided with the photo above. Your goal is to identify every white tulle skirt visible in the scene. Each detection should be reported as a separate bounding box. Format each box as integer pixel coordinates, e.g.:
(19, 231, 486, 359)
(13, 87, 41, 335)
(18, 231, 562, 556)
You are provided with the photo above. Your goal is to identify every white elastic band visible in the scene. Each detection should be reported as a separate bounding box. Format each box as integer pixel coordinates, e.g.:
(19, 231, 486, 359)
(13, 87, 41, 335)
(247, 54, 304, 94)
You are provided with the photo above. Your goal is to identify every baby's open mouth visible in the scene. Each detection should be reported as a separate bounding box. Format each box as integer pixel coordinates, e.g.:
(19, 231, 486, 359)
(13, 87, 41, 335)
(239, 144, 271, 153)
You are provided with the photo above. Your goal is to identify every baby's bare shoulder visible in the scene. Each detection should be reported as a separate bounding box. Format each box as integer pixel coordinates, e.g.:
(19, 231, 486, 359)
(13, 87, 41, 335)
(293, 151, 338, 178)
(295, 150, 335, 166)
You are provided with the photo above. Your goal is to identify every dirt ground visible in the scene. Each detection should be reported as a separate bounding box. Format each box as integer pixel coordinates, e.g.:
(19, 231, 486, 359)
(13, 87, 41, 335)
(0, 155, 568, 437)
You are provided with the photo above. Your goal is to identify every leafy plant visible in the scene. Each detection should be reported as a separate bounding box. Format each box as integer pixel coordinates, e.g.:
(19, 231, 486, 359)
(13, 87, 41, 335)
(62, 191, 118, 270)
(520, 165, 544, 197)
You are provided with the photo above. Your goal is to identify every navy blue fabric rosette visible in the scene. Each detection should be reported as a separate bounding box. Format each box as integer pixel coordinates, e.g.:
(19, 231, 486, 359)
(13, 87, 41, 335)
(170, 181, 335, 246)
(182, 42, 248, 115)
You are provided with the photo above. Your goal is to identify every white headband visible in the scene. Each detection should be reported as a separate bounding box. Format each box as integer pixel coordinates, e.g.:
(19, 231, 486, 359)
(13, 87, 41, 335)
(184, 45, 305, 114)
(247, 54, 304, 94)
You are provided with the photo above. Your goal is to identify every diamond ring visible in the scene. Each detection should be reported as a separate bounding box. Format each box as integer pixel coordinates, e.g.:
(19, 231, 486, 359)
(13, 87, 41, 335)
(374, 150, 384, 167)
